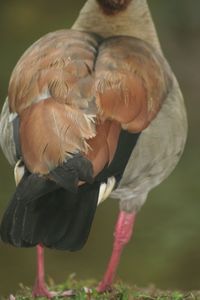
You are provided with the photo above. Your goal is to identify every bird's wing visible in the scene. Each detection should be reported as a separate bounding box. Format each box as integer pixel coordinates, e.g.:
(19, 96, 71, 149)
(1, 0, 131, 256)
(0, 30, 173, 250)
(7, 30, 100, 176)
(87, 36, 172, 177)
(95, 36, 172, 132)
(3, 30, 172, 184)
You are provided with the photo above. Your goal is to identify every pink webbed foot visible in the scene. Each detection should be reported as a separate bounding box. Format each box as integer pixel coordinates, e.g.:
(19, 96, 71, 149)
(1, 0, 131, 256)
(32, 282, 74, 298)
(97, 211, 136, 293)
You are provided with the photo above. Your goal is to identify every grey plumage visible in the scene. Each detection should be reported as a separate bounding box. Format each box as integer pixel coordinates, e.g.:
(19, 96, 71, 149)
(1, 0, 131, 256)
(0, 99, 18, 166)
(111, 77, 187, 211)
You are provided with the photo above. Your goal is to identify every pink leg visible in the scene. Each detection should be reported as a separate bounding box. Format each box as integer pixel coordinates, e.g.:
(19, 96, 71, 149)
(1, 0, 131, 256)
(98, 210, 136, 292)
(32, 245, 74, 298)
(32, 244, 56, 298)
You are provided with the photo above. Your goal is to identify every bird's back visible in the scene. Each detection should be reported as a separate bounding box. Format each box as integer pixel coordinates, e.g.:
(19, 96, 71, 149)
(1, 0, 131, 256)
(0, 24, 184, 249)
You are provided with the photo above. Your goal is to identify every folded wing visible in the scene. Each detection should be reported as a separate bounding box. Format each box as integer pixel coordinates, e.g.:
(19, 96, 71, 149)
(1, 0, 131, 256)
(0, 30, 172, 250)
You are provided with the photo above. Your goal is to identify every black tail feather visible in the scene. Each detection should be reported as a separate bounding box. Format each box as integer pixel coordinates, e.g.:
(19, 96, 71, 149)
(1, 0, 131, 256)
(0, 172, 59, 246)
(0, 173, 99, 251)
(50, 154, 94, 192)
(53, 183, 99, 250)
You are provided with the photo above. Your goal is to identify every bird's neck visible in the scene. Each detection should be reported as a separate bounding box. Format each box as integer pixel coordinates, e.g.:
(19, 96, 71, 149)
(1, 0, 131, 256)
(72, 0, 162, 53)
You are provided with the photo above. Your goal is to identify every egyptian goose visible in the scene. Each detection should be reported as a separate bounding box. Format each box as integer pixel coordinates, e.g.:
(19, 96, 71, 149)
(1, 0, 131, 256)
(0, 0, 187, 297)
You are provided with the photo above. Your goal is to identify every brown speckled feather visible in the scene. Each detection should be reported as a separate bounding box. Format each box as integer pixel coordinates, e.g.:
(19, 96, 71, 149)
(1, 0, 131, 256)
(7, 30, 172, 176)
(20, 99, 96, 174)
(9, 30, 100, 113)
(95, 37, 172, 132)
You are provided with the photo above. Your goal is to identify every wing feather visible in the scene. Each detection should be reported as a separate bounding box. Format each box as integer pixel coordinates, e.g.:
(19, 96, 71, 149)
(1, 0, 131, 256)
(95, 36, 172, 132)
(4, 31, 172, 178)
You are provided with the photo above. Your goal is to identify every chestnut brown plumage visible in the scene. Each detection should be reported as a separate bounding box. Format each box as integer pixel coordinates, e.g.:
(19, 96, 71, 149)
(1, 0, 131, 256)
(8, 30, 171, 177)
(0, 0, 187, 297)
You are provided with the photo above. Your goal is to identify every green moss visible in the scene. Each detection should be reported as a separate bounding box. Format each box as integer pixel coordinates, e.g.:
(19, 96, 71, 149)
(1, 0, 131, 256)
(7, 277, 200, 300)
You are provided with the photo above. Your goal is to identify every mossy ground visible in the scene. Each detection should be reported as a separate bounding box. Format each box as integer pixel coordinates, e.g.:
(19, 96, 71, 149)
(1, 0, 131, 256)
(5, 277, 200, 300)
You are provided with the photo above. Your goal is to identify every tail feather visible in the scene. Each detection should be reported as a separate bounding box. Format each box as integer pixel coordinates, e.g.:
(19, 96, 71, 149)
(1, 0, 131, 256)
(53, 183, 100, 250)
(0, 172, 59, 246)
(0, 174, 99, 251)
(23, 189, 73, 247)
(50, 154, 94, 192)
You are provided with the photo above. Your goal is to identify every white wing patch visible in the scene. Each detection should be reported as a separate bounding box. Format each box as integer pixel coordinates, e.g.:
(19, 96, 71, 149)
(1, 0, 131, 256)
(14, 160, 25, 185)
(97, 176, 116, 205)
(9, 112, 18, 123)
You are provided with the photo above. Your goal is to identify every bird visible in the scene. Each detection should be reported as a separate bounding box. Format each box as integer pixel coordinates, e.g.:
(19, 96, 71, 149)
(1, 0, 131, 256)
(0, 0, 187, 298)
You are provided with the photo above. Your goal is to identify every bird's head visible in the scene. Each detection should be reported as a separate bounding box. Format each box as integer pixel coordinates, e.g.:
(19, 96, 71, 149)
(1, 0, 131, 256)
(96, 0, 132, 15)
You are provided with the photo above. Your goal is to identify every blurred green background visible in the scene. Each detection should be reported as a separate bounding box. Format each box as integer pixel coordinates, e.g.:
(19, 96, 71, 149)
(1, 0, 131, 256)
(0, 0, 199, 297)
